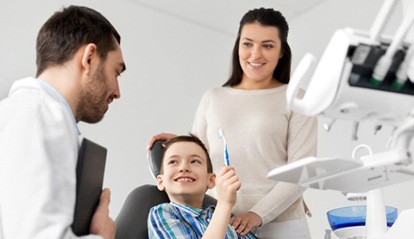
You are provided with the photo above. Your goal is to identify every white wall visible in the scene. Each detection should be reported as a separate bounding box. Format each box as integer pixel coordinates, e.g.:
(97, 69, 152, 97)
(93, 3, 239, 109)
(1, 1, 413, 239)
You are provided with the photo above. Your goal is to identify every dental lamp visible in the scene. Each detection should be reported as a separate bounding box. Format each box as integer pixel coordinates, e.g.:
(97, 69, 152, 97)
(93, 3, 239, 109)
(267, 0, 414, 238)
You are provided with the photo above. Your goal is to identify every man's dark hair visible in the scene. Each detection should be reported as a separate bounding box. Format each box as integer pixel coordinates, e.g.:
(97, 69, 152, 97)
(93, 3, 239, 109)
(36, 5, 121, 76)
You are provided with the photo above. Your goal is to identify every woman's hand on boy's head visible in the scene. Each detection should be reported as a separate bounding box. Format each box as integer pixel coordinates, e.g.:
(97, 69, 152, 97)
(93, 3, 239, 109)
(146, 132, 177, 158)
(146, 132, 176, 150)
(215, 166, 241, 206)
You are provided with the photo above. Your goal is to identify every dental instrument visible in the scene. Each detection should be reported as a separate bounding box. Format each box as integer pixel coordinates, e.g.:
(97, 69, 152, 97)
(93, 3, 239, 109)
(392, 41, 414, 89)
(217, 129, 230, 166)
(371, 0, 414, 85)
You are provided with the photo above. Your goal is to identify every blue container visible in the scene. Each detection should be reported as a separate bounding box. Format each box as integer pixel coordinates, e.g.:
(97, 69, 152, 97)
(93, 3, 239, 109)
(327, 206, 398, 231)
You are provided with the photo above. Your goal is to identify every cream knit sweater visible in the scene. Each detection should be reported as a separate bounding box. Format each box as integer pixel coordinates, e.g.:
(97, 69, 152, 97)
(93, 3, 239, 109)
(192, 85, 317, 225)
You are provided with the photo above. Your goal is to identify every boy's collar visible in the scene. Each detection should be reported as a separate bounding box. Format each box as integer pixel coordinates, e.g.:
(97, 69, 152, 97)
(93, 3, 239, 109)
(170, 201, 215, 217)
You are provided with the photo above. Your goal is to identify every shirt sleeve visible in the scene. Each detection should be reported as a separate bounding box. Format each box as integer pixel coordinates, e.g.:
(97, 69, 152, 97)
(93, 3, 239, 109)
(148, 205, 194, 239)
(0, 94, 101, 238)
(250, 112, 317, 224)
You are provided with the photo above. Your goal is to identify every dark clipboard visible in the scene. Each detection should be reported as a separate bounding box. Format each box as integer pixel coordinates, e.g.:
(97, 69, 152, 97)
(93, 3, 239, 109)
(71, 138, 107, 236)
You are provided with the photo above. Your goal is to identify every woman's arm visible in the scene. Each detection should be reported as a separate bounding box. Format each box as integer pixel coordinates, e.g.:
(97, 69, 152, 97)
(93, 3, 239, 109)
(231, 112, 317, 234)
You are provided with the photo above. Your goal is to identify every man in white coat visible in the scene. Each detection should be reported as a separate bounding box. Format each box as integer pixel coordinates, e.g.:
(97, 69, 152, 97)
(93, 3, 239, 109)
(0, 5, 126, 239)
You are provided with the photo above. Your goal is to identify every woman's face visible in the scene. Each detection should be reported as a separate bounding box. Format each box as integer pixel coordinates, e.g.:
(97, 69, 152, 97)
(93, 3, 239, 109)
(238, 22, 282, 88)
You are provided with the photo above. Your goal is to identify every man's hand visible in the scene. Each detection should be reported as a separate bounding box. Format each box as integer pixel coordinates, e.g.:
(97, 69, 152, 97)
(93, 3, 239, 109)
(89, 188, 115, 239)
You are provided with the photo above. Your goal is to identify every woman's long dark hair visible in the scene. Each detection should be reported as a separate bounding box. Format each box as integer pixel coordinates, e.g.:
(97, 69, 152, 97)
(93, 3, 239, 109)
(223, 8, 291, 87)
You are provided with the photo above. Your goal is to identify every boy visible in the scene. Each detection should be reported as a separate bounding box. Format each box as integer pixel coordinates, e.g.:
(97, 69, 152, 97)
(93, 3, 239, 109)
(147, 134, 257, 239)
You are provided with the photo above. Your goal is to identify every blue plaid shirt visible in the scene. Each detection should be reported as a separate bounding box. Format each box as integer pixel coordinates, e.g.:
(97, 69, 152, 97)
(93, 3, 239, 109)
(148, 201, 257, 239)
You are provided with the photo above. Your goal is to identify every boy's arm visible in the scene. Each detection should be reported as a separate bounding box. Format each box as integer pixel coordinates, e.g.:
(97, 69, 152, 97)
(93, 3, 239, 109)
(201, 202, 233, 238)
(202, 166, 240, 239)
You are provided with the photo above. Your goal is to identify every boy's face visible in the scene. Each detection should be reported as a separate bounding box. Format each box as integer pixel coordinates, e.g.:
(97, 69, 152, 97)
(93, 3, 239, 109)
(157, 141, 215, 206)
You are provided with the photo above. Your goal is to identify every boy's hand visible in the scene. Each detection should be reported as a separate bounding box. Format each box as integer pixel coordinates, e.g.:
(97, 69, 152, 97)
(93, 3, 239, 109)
(89, 188, 115, 239)
(215, 166, 241, 207)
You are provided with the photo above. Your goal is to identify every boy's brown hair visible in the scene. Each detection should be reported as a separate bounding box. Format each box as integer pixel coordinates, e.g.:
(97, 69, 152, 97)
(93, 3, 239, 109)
(161, 134, 213, 173)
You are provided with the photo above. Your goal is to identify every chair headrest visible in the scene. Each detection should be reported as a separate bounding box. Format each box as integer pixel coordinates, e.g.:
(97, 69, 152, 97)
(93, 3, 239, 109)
(148, 140, 165, 179)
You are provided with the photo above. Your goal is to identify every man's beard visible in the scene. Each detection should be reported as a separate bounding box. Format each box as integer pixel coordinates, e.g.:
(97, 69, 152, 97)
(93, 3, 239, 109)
(77, 64, 109, 124)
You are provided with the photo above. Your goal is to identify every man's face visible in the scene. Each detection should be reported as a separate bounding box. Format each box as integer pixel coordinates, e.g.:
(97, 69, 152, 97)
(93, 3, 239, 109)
(78, 43, 125, 123)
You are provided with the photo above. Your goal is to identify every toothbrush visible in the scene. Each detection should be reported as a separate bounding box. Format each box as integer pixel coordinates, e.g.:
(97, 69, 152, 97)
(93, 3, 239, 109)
(217, 129, 230, 166)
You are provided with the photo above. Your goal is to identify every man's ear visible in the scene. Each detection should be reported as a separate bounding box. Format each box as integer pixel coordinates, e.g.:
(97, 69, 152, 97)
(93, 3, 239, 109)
(207, 173, 216, 189)
(81, 43, 98, 75)
(156, 175, 165, 191)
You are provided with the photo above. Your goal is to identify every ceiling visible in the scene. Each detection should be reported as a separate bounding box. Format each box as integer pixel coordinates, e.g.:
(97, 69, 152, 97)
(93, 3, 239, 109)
(123, 0, 329, 37)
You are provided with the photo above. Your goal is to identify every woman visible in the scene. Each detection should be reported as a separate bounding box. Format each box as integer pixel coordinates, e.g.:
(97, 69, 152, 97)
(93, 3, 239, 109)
(149, 8, 317, 239)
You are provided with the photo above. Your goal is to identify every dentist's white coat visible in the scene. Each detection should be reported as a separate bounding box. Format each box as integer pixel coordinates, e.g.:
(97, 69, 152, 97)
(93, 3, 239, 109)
(0, 77, 100, 239)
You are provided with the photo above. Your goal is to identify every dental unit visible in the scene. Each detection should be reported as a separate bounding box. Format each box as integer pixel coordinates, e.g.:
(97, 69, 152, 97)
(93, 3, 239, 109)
(267, 0, 414, 238)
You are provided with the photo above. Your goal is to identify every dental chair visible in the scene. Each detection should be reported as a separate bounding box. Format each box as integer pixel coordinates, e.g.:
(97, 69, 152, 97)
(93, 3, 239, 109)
(114, 140, 218, 239)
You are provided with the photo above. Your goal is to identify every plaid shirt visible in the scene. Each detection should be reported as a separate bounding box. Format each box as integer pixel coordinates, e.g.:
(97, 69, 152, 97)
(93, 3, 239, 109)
(148, 202, 257, 239)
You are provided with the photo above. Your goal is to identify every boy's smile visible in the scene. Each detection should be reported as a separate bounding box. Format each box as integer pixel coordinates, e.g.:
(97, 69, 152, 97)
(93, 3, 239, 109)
(175, 176, 195, 182)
